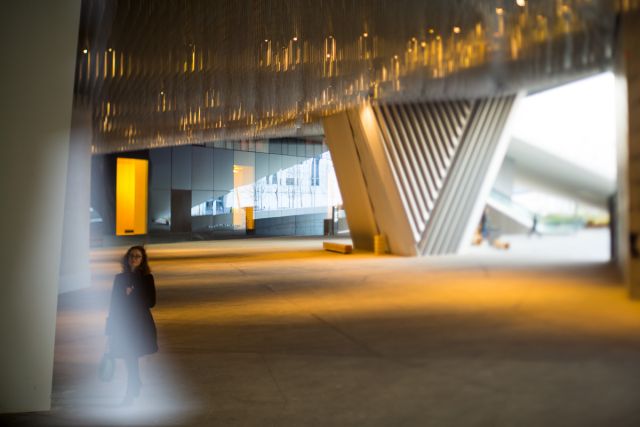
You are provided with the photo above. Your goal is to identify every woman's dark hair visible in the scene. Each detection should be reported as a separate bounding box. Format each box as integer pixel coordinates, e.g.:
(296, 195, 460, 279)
(121, 245, 151, 275)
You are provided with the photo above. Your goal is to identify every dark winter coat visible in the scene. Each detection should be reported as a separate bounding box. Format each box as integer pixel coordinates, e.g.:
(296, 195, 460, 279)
(106, 272, 158, 358)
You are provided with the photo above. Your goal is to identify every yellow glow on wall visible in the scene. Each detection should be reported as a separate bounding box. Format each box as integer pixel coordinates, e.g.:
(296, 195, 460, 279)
(116, 158, 148, 235)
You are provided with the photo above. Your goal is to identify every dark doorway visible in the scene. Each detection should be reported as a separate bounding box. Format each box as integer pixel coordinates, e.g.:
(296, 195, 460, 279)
(171, 190, 192, 232)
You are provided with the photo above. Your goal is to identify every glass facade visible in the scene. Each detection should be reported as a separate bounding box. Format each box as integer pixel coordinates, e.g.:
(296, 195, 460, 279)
(147, 138, 341, 235)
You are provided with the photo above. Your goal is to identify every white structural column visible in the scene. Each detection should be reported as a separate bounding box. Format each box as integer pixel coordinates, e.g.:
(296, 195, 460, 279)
(420, 96, 520, 254)
(59, 108, 93, 294)
(323, 95, 519, 256)
(0, 1, 81, 413)
(615, 10, 640, 299)
(323, 113, 380, 250)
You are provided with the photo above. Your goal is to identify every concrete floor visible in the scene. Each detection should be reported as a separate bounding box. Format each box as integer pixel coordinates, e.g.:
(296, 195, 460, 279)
(3, 233, 640, 426)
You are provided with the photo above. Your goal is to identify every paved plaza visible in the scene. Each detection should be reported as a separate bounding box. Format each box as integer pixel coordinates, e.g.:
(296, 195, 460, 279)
(3, 231, 640, 426)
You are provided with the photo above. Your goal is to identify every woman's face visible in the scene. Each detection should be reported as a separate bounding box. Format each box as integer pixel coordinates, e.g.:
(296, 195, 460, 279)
(128, 249, 143, 271)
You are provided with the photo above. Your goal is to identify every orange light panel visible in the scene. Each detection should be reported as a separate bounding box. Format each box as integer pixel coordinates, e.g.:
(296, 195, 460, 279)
(116, 158, 148, 235)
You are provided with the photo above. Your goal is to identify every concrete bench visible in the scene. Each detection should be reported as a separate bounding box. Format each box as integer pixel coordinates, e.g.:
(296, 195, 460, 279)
(323, 241, 353, 254)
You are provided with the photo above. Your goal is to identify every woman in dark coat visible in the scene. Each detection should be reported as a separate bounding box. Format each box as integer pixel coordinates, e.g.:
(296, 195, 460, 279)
(106, 245, 158, 404)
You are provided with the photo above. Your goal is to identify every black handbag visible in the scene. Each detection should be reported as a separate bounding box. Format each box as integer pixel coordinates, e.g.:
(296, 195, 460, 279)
(99, 328, 115, 382)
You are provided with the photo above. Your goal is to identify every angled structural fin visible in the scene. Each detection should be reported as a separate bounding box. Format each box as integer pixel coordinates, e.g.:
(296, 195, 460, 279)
(323, 95, 520, 256)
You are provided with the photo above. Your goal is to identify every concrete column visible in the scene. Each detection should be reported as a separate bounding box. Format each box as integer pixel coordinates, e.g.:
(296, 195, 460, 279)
(0, 1, 81, 413)
(615, 10, 640, 298)
(322, 112, 381, 252)
(59, 107, 93, 294)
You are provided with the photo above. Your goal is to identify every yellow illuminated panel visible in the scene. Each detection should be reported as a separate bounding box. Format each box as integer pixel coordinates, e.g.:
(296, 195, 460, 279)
(245, 207, 254, 230)
(116, 158, 148, 236)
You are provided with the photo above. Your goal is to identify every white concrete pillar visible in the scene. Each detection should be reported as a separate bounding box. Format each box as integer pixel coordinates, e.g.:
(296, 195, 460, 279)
(59, 108, 93, 294)
(615, 10, 640, 299)
(0, 1, 81, 413)
(322, 112, 381, 252)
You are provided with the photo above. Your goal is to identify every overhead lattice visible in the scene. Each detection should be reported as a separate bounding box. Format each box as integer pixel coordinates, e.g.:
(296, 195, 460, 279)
(75, 0, 635, 153)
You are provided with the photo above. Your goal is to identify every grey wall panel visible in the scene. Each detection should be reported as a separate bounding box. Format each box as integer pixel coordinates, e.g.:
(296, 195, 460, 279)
(255, 213, 324, 236)
(287, 141, 297, 156)
(305, 143, 315, 158)
(212, 213, 233, 229)
(268, 153, 282, 175)
(172, 146, 192, 190)
(149, 189, 171, 231)
(191, 146, 214, 190)
(269, 140, 282, 154)
(234, 150, 255, 167)
(192, 215, 213, 232)
(255, 215, 295, 236)
(256, 140, 269, 153)
(297, 141, 306, 157)
(149, 147, 172, 190)
(256, 153, 269, 181)
(213, 148, 234, 191)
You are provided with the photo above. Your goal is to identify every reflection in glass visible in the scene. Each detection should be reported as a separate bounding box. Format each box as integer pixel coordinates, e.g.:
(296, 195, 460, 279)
(190, 146, 340, 232)
(233, 164, 255, 229)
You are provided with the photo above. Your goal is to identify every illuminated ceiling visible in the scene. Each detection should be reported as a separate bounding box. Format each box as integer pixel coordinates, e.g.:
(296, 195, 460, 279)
(75, 0, 632, 153)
